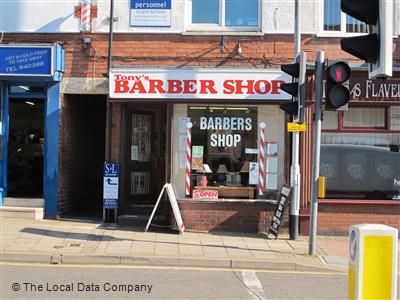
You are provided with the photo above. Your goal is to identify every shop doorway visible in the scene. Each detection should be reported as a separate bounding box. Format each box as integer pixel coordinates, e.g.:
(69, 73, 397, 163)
(7, 98, 44, 198)
(58, 95, 107, 218)
(122, 104, 167, 214)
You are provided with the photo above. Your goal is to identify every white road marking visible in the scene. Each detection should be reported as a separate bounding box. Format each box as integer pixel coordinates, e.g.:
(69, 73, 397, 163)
(241, 270, 267, 300)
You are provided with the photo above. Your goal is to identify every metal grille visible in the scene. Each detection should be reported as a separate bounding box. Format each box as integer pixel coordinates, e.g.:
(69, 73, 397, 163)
(131, 172, 150, 195)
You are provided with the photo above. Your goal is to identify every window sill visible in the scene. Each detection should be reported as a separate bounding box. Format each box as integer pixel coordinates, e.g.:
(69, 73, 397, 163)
(317, 32, 399, 39)
(182, 31, 264, 36)
(318, 199, 400, 205)
(316, 31, 368, 38)
(178, 198, 277, 204)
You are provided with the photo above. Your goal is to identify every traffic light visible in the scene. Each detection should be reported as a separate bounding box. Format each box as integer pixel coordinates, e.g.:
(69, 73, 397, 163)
(279, 51, 306, 124)
(340, 0, 393, 79)
(325, 61, 351, 110)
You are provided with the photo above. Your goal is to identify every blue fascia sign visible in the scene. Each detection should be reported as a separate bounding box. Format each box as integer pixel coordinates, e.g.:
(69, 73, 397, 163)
(130, 0, 171, 27)
(0, 45, 65, 81)
(103, 162, 120, 209)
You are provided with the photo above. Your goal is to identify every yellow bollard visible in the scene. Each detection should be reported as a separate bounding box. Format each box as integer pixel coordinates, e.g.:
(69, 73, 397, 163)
(318, 176, 326, 198)
(348, 224, 398, 300)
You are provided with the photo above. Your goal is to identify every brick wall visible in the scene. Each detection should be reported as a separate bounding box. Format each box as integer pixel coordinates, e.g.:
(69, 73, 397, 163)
(301, 203, 400, 236)
(104, 102, 122, 162)
(177, 201, 288, 233)
(58, 94, 72, 215)
(4, 33, 398, 78)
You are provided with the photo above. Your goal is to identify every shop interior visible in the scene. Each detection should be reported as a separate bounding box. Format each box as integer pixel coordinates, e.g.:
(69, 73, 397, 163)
(8, 97, 44, 198)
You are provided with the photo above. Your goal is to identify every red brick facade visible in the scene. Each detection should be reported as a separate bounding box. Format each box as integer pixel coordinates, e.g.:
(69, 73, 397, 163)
(178, 200, 288, 234)
(5, 33, 398, 77)
(3, 33, 399, 233)
(317, 202, 400, 235)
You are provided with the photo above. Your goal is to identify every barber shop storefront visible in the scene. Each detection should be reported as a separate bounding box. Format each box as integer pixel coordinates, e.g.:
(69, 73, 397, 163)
(0, 45, 64, 218)
(109, 69, 291, 231)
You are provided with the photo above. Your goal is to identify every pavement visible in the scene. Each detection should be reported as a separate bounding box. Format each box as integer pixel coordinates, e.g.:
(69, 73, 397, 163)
(0, 217, 391, 273)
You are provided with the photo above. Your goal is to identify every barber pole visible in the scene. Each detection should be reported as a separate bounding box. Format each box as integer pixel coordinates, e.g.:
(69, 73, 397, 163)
(80, 0, 91, 32)
(185, 122, 193, 196)
(258, 122, 266, 196)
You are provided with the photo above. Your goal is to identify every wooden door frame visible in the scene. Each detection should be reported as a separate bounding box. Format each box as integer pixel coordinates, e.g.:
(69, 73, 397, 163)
(119, 103, 169, 214)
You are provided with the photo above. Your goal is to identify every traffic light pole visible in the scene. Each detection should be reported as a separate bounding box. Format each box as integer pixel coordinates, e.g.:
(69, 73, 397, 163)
(289, 0, 301, 240)
(309, 51, 324, 256)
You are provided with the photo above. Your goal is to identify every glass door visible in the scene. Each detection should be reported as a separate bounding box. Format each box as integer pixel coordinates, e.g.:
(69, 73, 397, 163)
(126, 111, 154, 205)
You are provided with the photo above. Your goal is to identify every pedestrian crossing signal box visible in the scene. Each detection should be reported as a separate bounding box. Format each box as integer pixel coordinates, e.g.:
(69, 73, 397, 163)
(348, 224, 398, 300)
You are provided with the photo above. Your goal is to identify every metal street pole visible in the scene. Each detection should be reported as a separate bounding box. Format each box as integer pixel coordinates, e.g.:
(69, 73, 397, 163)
(290, 0, 301, 240)
(309, 51, 324, 255)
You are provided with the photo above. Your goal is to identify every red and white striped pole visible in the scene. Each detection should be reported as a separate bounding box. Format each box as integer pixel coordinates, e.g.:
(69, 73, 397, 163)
(258, 122, 266, 196)
(185, 122, 193, 196)
(80, 0, 91, 32)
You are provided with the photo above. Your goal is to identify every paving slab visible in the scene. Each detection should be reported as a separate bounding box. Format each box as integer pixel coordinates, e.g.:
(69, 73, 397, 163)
(0, 217, 358, 272)
(62, 254, 121, 265)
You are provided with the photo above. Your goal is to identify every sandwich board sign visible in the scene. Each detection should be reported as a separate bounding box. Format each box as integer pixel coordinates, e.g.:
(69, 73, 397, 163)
(145, 183, 185, 233)
(268, 184, 291, 239)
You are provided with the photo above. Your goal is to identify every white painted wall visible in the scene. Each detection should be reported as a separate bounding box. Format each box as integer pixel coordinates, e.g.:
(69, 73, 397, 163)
(262, 0, 318, 34)
(0, 0, 80, 33)
(0, 0, 398, 36)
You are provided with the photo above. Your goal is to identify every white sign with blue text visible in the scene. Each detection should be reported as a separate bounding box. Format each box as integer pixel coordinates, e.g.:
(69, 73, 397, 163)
(103, 162, 120, 209)
(130, 0, 171, 27)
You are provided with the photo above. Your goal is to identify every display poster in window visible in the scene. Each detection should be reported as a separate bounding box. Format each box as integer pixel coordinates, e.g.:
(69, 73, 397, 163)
(179, 152, 186, 169)
(192, 146, 204, 170)
(130, 0, 171, 27)
(266, 157, 278, 173)
(179, 117, 191, 133)
(179, 135, 187, 151)
(266, 141, 278, 156)
(249, 162, 259, 185)
(131, 145, 139, 160)
(266, 173, 278, 190)
(268, 184, 291, 239)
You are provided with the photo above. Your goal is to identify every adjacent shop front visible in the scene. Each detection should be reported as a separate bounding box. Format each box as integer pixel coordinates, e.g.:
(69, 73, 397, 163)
(301, 73, 400, 234)
(0, 44, 64, 217)
(109, 68, 291, 231)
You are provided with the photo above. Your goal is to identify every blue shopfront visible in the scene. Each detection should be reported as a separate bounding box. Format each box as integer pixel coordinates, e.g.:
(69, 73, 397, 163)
(0, 45, 64, 218)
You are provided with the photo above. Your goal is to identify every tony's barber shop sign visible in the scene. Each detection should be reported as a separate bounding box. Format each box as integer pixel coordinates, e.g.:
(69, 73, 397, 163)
(109, 69, 291, 100)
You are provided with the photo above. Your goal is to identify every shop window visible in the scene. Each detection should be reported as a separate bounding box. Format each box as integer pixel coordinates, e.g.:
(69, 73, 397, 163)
(343, 107, 385, 128)
(131, 172, 150, 195)
(320, 106, 400, 201)
(322, 111, 338, 130)
(323, 0, 367, 34)
(188, 105, 258, 198)
(9, 85, 45, 94)
(390, 106, 400, 131)
(191, 0, 259, 30)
